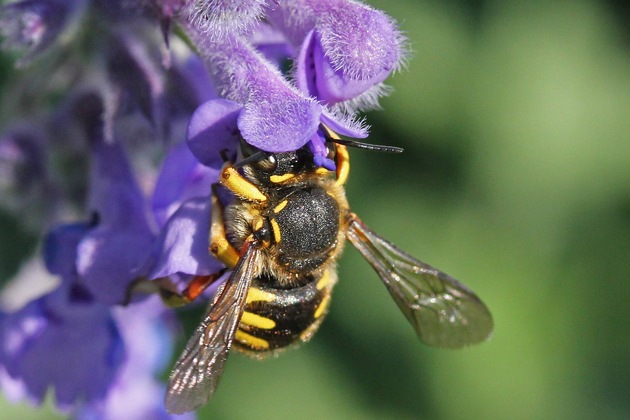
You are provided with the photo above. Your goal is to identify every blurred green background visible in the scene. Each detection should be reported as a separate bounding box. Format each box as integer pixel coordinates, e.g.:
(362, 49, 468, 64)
(2, 0, 630, 418)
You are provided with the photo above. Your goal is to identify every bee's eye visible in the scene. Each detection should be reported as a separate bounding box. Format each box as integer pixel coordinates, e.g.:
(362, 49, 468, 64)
(255, 154, 277, 172)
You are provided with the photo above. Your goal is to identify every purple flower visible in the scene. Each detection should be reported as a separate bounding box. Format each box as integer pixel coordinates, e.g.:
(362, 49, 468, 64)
(0, 283, 123, 406)
(74, 139, 155, 305)
(152, 141, 219, 226)
(181, 31, 368, 167)
(75, 297, 192, 420)
(268, 0, 407, 110)
(0, 0, 405, 416)
(0, 0, 86, 65)
(2, 216, 123, 407)
(184, 0, 268, 38)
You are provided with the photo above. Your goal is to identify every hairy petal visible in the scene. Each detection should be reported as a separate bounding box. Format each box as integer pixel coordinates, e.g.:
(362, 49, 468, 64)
(320, 108, 368, 138)
(316, 1, 405, 81)
(183, 0, 268, 39)
(270, 0, 406, 106)
(187, 27, 322, 152)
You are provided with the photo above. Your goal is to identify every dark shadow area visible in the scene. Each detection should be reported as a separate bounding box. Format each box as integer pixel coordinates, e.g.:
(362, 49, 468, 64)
(314, 315, 439, 419)
(558, 194, 630, 415)
(0, 210, 36, 286)
(355, 113, 470, 199)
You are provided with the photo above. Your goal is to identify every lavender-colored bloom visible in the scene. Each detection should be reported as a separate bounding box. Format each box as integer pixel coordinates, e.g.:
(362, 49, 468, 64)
(186, 98, 242, 168)
(149, 195, 221, 279)
(0, 0, 85, 65)
(152, 141, 219, 227)
(75, 296, 192, 420)
(0, 282, 124, 406)
(0, 0, 406, 416)
(75, 139, 155, 305)
(33, 219, 125, 406)
(181, 31, 367, 165)
(268, 0, 406, 110)
(187, 30, 325, 153)
(1, 218, 181, 417)
(182, 0, 268, 38)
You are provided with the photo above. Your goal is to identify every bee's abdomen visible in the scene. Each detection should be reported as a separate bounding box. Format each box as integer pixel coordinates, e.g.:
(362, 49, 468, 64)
(234, 268, 336, 356)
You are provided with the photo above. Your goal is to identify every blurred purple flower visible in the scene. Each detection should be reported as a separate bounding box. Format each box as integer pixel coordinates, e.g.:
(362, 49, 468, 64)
(1, 217, 124, 407)
(75, 296, 192, 420)
(0, 282, 124, 406)
(0, 0, 85, 65)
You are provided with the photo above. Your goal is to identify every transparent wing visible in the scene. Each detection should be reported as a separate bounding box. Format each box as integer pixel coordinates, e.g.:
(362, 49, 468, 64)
(165, 244, 259, 414)
(347, 215, 493, 348)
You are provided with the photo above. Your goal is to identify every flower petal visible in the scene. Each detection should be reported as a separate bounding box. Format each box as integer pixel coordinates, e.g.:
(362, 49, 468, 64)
(44, 222, 92, 280)
(149, 196, 222, 279)
(76, 227, 154, 305)
(75, 297, 189, 419)
(316, 2, 404, 82)
(187, 98, 241, 168)
(186, 30, 322, 152)
(89, 141, 150, 232)
(320, 110, 368, 138)
(270, 0, 406, 106)
(72, 140, 155, 304)
(0, 284, 124, 406)
(183, 0, 268, 38)
(152, 141, 219, 227)
(294, 29, 318, 97)
(237, 89, 321, 152)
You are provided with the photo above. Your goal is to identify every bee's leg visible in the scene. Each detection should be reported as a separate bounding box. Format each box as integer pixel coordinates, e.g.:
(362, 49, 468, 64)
(123, 268, 229, 307)
(159, 269, 229, 307)
(209, 184, 241, 268)
(219, 164, 268, 203)
(320, 125, 351, 186)
(334, 142, 350, 186)
(162, 235, 255, 307)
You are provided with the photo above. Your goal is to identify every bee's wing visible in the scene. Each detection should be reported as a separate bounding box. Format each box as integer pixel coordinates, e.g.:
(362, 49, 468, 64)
(347, 216, 493, 348)
(165, 243, 259, 414)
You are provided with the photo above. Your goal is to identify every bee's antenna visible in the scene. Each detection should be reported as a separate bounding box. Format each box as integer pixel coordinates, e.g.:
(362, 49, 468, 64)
(329, 138, 404, 154)
(233, 151, 268, 168)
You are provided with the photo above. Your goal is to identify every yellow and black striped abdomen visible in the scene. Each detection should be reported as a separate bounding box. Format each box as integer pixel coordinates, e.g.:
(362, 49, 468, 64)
(234, 267, 337, 356)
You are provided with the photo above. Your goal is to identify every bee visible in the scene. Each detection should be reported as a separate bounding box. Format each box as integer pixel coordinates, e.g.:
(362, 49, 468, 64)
(164, 127, 493, 414)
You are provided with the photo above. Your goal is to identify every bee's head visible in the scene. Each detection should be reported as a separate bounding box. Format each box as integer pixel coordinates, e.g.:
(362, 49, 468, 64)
(236, 139, 336, 184)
